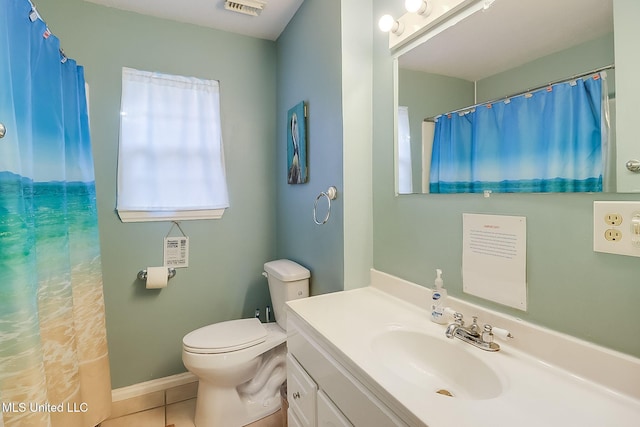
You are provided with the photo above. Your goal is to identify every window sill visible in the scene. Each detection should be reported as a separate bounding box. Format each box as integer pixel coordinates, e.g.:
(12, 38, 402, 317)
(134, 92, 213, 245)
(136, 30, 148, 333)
(117, 209, 226, 223)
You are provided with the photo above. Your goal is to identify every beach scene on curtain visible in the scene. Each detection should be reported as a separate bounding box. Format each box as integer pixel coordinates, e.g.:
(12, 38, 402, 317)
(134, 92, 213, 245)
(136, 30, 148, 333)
(0, 0, 111, 425)
(287, 101, 308, 184)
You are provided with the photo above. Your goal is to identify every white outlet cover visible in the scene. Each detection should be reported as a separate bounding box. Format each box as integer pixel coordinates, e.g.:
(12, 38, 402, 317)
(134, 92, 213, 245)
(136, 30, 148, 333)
(593, 201, 640, 257)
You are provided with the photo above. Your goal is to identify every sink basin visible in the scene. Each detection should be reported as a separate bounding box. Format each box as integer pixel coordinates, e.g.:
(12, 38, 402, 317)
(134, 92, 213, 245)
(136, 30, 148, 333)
(371, 329, 503, 400)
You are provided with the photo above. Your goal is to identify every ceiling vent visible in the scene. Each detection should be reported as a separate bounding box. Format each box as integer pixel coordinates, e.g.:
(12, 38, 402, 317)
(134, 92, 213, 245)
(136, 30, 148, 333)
(224, 0, 266, 16)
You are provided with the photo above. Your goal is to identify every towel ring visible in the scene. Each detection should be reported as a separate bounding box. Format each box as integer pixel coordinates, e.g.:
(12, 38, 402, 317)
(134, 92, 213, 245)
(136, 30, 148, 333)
(313, 186, 338, 225)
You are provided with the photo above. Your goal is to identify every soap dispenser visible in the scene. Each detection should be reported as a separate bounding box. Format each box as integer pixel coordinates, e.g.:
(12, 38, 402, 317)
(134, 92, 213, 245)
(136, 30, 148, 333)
(430, 269, 448, 324)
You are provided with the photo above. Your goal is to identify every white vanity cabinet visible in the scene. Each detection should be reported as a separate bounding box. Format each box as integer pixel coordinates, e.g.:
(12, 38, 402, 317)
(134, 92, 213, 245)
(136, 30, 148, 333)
(286, 353, 317, 426)
(285, 272, 640, 427)
(286, 352, 353, 427)
(288, 408, 304, 427)
(286, 313, 408, 427)
(317, 391, 352, 427)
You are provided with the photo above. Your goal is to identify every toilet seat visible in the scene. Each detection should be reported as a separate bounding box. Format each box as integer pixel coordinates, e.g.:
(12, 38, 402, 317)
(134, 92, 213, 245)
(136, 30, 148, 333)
(183, 318, 267, 354)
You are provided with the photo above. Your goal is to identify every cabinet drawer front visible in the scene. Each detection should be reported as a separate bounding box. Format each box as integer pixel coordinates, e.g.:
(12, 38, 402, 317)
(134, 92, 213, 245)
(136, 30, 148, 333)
(317, 390, 353, 427)
(287, 353, 317, 427)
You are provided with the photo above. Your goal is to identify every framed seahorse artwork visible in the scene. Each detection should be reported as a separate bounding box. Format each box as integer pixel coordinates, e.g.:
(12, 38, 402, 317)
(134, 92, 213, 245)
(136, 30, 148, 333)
(286, 101, 308, 184)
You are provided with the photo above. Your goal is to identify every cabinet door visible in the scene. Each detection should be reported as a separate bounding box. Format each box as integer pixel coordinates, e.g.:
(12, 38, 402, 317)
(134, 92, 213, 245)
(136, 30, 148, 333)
(289, 407, 304, 427)
(317, 390, 353, 427)
(287, 353, 317, 427)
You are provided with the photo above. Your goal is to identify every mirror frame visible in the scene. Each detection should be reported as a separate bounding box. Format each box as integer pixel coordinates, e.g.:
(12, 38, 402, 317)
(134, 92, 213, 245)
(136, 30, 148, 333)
(391, 1, 619, 195)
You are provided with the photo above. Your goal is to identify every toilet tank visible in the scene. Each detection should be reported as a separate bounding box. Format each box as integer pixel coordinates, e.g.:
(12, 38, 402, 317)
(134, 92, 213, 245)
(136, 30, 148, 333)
(263, 259, 310, 330)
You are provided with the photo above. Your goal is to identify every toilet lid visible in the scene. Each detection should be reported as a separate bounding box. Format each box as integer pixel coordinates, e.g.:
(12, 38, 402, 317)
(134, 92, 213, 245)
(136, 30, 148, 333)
(183, 318, 267, 354)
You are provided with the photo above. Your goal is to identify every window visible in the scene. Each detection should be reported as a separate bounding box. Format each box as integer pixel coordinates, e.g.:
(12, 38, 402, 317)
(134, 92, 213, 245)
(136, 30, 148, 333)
(117, 67, 229, 222)
(397, 106, 413, 194)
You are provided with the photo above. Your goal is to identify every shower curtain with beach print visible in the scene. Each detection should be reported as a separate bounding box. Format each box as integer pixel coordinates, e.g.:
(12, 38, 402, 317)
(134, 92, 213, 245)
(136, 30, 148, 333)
(429, 73, 606, 193)
(0, 1, 111, 426)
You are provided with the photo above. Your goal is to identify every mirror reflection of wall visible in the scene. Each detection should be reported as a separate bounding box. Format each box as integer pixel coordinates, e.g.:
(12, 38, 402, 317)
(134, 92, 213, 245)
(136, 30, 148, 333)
(395, 0, 616, 194)
(398, 72, 474, 194)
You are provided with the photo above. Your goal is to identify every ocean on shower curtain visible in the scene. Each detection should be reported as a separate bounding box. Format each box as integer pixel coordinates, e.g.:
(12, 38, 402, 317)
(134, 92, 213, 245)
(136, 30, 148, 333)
(0, 1, 111, 426)
(429, 73, 606, 193)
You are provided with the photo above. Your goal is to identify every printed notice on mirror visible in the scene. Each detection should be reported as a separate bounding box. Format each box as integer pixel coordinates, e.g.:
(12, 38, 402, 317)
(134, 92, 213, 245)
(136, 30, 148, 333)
(462, 214, 527, 310)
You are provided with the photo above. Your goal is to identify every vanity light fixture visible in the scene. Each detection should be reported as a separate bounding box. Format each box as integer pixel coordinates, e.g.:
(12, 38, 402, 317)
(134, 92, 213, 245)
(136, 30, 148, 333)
(378, 14, 405, 35)
(379, 1, 434, 35)
(384, 0, 496, 50)
(405, 0, 433, 16)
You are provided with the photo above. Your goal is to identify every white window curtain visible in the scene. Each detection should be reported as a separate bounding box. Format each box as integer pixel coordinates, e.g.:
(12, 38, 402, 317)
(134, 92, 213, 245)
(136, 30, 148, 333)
(397, 106, 413, 194)
(117, 67, 229, 222)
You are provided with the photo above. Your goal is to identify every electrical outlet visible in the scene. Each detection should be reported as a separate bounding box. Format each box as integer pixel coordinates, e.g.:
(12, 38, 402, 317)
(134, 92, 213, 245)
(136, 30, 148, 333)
(594, 201, 640, 257)
(604, 229, 622, 241)
(604, 213, 622, 226)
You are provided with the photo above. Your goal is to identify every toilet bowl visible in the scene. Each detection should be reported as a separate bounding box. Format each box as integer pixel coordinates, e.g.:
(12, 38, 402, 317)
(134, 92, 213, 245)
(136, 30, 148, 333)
(182, 259, 310, 427)
(183, 320, 287, 426)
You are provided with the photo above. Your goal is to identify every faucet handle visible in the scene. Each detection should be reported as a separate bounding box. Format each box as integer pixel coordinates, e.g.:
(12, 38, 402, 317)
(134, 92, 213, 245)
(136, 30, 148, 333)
(469, 316, 480, 334)
(491, 327, 514, 340)
(453, 312, 464, 325)
(482, 324, 494, 344)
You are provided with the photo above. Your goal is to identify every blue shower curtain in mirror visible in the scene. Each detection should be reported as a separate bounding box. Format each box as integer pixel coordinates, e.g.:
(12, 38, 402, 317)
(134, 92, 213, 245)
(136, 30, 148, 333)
(429, 74, 605, 193)
(0, 1, 111, 426)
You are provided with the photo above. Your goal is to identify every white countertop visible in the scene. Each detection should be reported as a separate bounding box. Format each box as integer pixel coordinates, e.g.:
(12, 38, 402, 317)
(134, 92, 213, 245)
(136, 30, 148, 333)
(287, 270, 640, 427)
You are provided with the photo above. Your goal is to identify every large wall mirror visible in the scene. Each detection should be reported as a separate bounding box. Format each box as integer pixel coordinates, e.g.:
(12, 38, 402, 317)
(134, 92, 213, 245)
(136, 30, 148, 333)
(393, 0, 633, 194)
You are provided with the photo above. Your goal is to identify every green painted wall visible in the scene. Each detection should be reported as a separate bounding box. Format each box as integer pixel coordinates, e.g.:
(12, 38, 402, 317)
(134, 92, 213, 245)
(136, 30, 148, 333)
(275, 0, 346, 295)
(275, 0, 373, 295)
(340, 0, 374, 291)
(37, 0, 279, 388)
(477, 33, 615, 101)
(614, 0, 640, 191)
(373, 0, 640, 358)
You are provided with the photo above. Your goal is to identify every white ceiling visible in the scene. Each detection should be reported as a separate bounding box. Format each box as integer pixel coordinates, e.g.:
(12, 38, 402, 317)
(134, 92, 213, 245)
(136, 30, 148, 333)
(80, 0, 613, 81)
(399, 0, 614, 81)
(82, 0, 304, 40)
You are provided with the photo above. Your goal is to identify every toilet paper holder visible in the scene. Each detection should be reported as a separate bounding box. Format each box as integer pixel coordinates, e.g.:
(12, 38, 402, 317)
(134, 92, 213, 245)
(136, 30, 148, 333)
(138, 267, 177, 281)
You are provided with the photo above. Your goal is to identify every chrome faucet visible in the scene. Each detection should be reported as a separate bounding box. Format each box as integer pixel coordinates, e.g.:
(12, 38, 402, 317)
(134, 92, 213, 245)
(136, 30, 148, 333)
(445, 312, 500, 352)
(444, 312, 465, 339)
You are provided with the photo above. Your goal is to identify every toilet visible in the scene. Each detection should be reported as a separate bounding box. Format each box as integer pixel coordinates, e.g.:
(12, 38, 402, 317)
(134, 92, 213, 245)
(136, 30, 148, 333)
(182, 259, 310, 427)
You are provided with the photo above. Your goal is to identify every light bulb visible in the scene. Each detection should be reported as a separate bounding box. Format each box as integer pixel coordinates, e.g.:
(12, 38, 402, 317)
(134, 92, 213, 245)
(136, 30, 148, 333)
(405, 0, 423, 13)
(378, 14, 395, 32)
(405, 0, 432, 16)
(378, 14, 404, 34)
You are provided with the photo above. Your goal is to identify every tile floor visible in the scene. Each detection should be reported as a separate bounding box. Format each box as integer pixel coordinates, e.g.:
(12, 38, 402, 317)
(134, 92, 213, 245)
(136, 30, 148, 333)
(101, 397, 283, 427)
(100, 379, 284, 427)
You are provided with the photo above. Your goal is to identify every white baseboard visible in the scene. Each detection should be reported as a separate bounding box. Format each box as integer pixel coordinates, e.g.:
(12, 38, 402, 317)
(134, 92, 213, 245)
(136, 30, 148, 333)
(112, 372, 197, 402)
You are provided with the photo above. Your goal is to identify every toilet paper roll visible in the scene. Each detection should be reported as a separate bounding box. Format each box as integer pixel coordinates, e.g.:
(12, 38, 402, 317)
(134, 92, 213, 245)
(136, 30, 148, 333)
(146, 266, 168, 289)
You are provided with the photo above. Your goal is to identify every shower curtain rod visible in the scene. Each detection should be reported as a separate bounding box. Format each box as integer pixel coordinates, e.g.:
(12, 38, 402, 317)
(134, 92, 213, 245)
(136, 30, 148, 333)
(425, 64, 615, 122)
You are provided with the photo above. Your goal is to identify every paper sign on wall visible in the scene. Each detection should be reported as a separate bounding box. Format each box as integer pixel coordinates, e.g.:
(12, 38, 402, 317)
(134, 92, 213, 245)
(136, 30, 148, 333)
(164, 236, 189, 268)
(462, 213, 527, 310)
